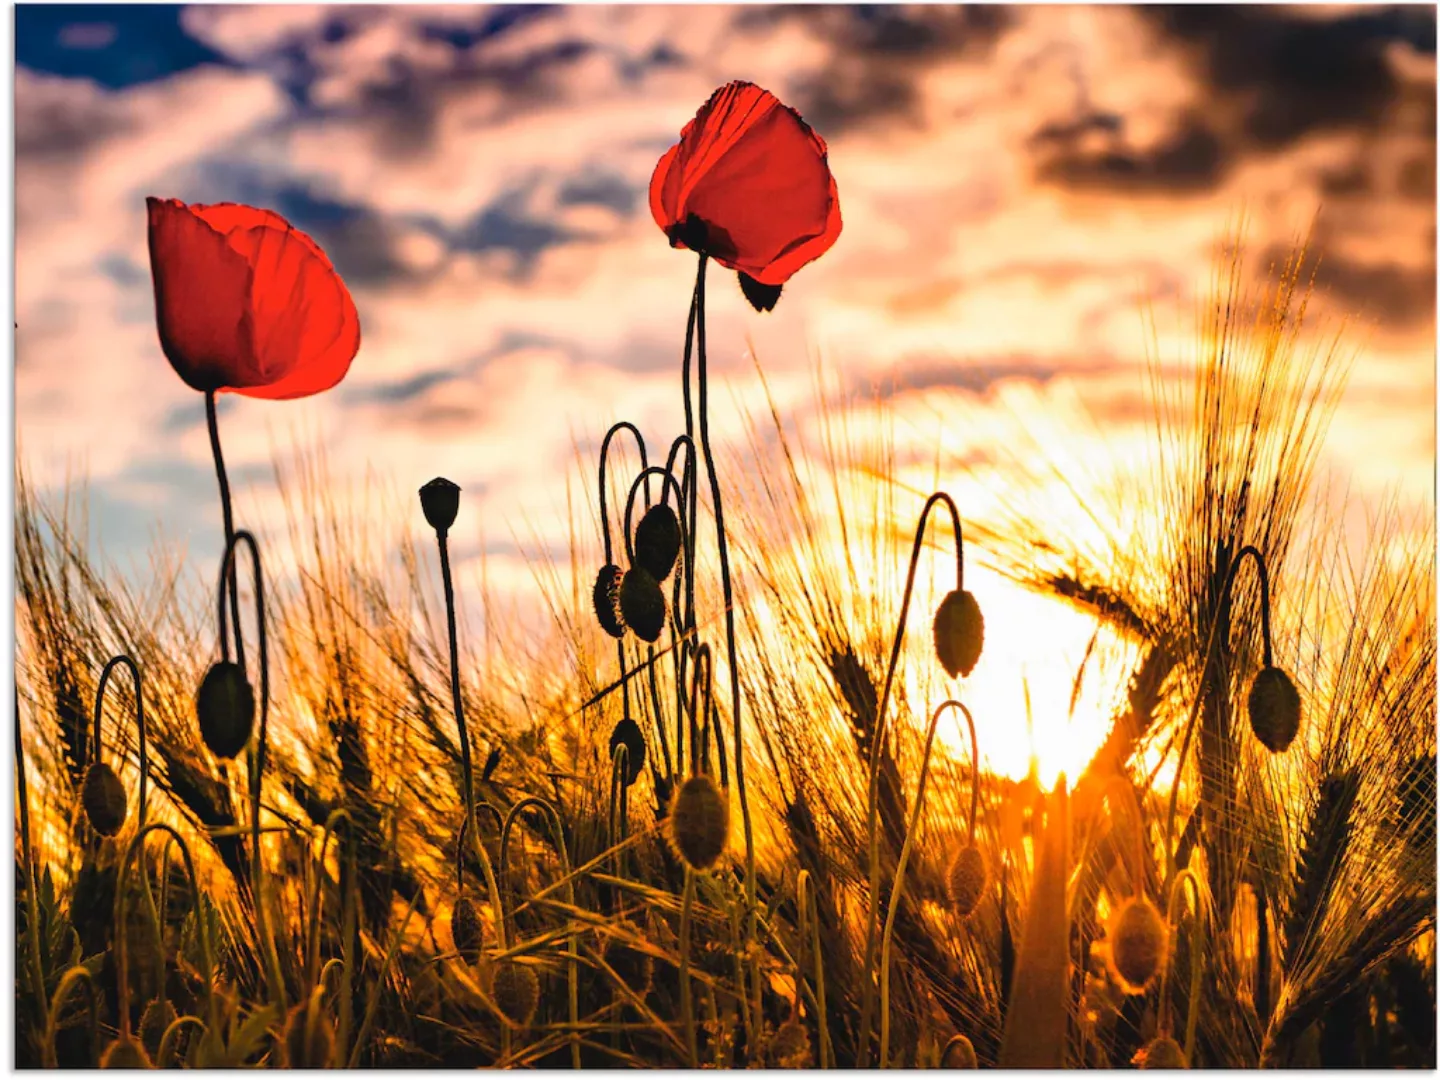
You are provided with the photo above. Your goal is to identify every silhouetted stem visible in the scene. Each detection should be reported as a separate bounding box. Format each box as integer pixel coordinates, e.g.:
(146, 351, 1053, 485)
(156, 1016, 206, 1068)
(42, 967, 97, 1068)
(796, 870, 831, 1069)
(858, 490, 965, 1065)
(879, 699, 978, 1067)
(498, 797, 579, 1064)
(679, 869, 698, 1067)
(217, 530, 284, 1011)
(599, 422, 648, 722)
(1163, 544, 1272, 891)
(435, 527, 509, 1057)
(306, 809, 353, 991)
(93, 655, 147, 831)
(1158, 867, 1206, 1062)
(204, 391, 244, 672)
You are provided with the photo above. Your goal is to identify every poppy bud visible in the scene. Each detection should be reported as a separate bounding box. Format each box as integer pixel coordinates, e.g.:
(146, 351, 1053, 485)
(101, 1035, 153, 1070)
(666, 773, 730, 872)
(942, 1034, 978, 1069)
(635, 504, 682, 581)
(1107, 895, 1168, 994)
(1137, 1035, 1187, 1069)
(196, 661, 255, 760)
(420, 477, 460, 538)
(592, 564, 626, 638)
(770, 1016, 813, 1068)
(82, 762, 128, 837)
(451, 896, 484, 966)
(141, 999, 178, 1058)
(604, 919, 655, 998)
(933, 589, 985, 679)
(1247, 666, 1300, 753)
(609, 717, 647, 787)
(282, 999, 336, 1069)
(946, 844, 989, 919)
(490, 961, 540, 1028)
(619, 567, 666, 643)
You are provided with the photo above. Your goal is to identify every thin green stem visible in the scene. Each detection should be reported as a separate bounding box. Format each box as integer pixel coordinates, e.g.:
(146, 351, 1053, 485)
(156, 1015, 206, 1068)
(43, 967, 98, 1068)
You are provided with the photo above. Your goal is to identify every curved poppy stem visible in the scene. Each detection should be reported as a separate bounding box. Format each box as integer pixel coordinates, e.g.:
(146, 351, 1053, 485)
(622, 466, 687, 566)
(664, 436, 698, 782)
(878, 699, 977, 1068)
(454, 801, 505, 894)
(204, 390, 244, 673)
(599, 423, 648, 726)
(857, 491, 965, 1066)
(306, 808, 353, 992)
(497, 796, 579, 1063)
(43, 966, 98, 1068)
(93, 655, 148, 832)
(1158, 867, 1207, 1060)
(1163, 544, 1270, 893)
(216, 530, 284, 1012)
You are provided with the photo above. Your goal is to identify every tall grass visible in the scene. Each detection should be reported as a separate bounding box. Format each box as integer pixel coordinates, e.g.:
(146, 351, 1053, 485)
(13, 234, 1435, 1067)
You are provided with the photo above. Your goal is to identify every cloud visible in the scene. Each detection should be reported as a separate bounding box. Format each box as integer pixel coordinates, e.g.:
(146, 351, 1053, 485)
(14, 2, 1435, 618)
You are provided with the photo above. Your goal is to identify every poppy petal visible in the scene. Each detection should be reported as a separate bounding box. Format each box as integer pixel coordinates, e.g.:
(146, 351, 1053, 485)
(146, 197, 257, 392)
(190, 202, 335, 269)
(220, 222, 357, 397)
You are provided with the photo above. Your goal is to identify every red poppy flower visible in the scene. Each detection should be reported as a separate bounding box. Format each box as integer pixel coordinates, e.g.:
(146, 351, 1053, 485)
(650, 81, 841, 294)
(146, 197, 360, 400)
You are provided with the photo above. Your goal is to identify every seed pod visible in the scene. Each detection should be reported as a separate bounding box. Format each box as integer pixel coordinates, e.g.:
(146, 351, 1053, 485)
(609, 717, 647, 787)
(933, 589, 985, 678)
(490, 961, 540, 1028)
(770, 1015, 813, 1068)
(619, 567, 666, 644)
(195, 661, 255, 760)
(141, 999, 178, 1058)
(592, 564, 626, 638)
(1137, 1035, 1187, 1069)
(946, 844, 988, 918)
(666, 774, 729, 872)
(602, 919, 654, 998)
(1107, 895, 1168, 994)
(450, 896, 484, 966)
(1247, 666, 1300, 753)
(634, 504, 682, 581)
(283, 999, 336, 1069)
(82, 763, 128, 837)
(942, 1033, 978, 1068)
(100, 1035, 153, 1070)
(419, 477, 460, 537)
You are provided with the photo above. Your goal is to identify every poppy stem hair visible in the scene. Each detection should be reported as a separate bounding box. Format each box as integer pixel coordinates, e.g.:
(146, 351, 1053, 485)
(1162, 543, 1272, 890)
(857, 490, 966, 1066)
(877, 699, 978, 1068)
(204, 390, 244, 673)
(93, 655, 148, 833)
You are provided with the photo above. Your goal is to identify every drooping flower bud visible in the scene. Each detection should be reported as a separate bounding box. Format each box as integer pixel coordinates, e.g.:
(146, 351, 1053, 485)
(946, 844, 988, 919)
(82, 762, 127, 837)
(666, 773, 729, 871)
(1137, 1035, 1187, 1069)
(419, 477, 460, 538)
(1247, 666, 1300, 754)
(1107, 895, 1168, 994)
(609, 717, 647, 787)
(933, 589, 985, 678)
(635, 504, 682, 582)
(282, 999, 336, 1069)
(100, 1035, 153, 1070)
(592, 564, 626, 638)
(451, 896, 484, 966)
(491, 961, 540, 1028)
(620, 567, 666, 643)
(196, 661, 255, 760)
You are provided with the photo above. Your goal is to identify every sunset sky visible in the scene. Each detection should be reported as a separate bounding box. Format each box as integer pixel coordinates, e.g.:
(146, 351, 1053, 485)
(15, 4, 1437, 781)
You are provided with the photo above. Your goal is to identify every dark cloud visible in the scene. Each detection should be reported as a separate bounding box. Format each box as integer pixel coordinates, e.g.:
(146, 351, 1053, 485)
(450, 191, 578, 274)
(751, 5, 1013, 133)
(1262, 243, 1438, 331)
(859, 354, 1119, 401)
(1146, 5, 1435, 148)
(1031, 111, 1227, 195)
